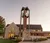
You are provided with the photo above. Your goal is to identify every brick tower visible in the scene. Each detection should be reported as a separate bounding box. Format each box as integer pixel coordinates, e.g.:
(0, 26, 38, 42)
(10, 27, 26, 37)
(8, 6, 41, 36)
(20, 7, 30, 38)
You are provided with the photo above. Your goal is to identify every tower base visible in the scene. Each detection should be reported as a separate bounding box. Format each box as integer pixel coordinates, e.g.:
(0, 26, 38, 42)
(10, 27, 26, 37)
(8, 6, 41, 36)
(22, 29, 31, 41)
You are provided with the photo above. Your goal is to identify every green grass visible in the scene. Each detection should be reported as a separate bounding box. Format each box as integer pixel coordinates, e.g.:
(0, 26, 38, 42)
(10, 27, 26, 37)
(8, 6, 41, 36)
(0, 39, 18, 43)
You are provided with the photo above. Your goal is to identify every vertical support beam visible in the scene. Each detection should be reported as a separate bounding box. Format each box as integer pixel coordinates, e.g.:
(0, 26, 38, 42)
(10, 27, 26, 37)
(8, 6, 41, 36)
(28, 10, 30, 35)
(20, 11, 22, 37)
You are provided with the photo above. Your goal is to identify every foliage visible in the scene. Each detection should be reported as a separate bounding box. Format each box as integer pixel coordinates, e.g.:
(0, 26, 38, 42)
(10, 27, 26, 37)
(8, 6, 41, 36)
(14, 35, 22, 42)
(0, 16, 5, 34)
(0, 24, 4, 28)
(33, 38, 48, 42)
(0, 24, 4, 34)
(47, 37, 50, 39)
(9, 35, 21, 42)
(15, 38, 21, 42)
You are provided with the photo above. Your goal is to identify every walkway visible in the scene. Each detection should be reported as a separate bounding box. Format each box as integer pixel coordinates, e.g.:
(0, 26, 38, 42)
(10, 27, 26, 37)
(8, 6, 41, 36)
(19, 39, 50, 43)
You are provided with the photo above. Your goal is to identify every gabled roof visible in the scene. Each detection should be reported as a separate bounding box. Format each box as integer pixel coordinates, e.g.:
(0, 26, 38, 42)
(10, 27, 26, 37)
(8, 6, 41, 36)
(6, 22, 19, 28)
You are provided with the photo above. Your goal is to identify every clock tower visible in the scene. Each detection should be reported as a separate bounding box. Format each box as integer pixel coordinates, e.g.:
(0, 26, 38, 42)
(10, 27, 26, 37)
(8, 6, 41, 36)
(20, 7, 30, 38)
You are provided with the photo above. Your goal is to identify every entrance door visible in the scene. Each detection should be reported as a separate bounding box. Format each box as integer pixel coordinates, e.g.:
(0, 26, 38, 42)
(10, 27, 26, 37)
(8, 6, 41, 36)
(8, 33, 14, 38)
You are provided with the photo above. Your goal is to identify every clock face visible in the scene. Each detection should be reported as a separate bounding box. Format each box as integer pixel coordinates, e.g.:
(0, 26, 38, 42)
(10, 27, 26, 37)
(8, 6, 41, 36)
(25, 11, 29, 16)
(21, 10, 29, 17)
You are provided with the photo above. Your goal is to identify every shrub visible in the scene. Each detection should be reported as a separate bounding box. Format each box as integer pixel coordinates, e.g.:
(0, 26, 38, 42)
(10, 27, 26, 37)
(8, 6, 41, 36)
(14, 36, 22, 42)
(47, 37, 50, 39)
(14, 37, 21, 42)
(33, 38, 47, 42)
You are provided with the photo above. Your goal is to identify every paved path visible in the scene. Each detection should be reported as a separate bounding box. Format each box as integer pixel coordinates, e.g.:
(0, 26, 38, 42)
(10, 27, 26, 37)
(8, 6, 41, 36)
(19, 39, 50, 43)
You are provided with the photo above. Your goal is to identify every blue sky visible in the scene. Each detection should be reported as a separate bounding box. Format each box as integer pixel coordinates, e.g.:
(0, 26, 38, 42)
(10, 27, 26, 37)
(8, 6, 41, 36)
(0, 0, 50, 31)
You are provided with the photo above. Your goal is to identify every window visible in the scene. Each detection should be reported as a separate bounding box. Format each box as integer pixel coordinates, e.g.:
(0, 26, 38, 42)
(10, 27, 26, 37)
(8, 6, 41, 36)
(37, 30, 41, 32)
(33, 30, 36, 32)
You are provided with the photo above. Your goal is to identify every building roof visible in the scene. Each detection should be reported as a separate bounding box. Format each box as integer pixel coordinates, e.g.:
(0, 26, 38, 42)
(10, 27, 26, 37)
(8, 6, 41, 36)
(17, 24, 42, 30)
(6, 23, 42, 30)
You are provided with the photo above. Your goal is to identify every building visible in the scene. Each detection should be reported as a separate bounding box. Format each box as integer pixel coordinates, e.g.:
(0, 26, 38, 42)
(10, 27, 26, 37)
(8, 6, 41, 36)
(4, 22, 42, 39)
(4, 22, 19, 39)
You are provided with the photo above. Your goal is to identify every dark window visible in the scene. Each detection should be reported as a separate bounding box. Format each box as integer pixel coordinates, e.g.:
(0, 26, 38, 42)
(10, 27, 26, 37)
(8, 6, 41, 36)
(37, 34, 38, 35)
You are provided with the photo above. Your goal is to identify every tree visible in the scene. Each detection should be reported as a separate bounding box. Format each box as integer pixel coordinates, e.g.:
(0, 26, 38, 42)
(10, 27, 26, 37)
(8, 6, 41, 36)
(0, 16, 5, 34)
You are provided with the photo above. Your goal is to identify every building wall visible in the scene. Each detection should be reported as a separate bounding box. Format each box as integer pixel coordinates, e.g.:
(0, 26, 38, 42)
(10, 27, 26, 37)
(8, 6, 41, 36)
(4, 23, 19, 39)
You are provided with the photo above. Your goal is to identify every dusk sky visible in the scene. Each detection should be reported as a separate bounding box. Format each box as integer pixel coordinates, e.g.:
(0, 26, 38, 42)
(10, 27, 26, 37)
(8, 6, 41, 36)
(0, 0, 50, 31)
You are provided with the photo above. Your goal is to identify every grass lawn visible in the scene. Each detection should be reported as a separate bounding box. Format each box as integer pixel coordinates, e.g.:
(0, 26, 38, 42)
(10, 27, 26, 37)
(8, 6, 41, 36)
(0, 38, 18, 43)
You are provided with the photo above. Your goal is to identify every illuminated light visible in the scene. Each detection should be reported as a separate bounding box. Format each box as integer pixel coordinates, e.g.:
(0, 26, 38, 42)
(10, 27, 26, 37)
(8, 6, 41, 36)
(11, 33, 14, 37)
(37, 30, 41, 32)
(33, 30, 36, 32)
(49, 34, 50, 35)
